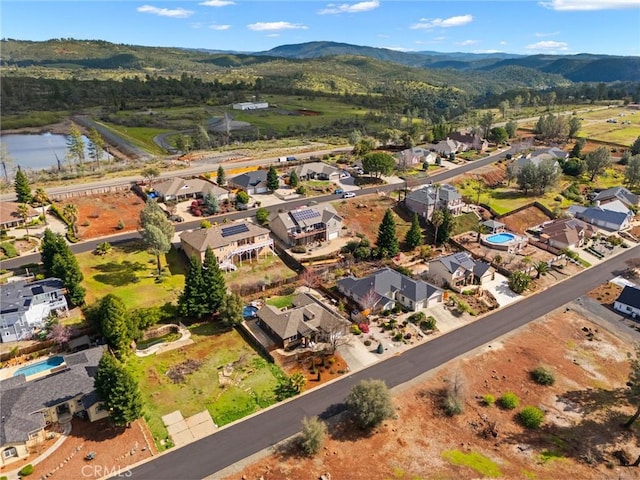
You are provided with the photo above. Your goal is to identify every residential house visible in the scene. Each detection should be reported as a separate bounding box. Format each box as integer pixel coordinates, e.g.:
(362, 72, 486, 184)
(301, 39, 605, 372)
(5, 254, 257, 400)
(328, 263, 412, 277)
(0, 278, 68, 343)
(448, 131, 489, 152)
(511, 148, 564, 174)
(538, 218, 596, 250)
(428, 252, 494, 291)
(180, 221, 274, 269)
(0, 202, 39, 230)
(433, 138, 467, 156)
(269, 205, 343, 246)
(614, 285, 640, 318)
(0, 347, 108, 467)
(404, 183, 463, 221)
(228, 170, 269, 195)
(152, 177, 229, 203)
(256, 292, 350, 350)
(337, 267, 443, 313)
(292, 162, 340, 181)
(593, 186, 639, 209)
(395, 147, 438, 169)
(568, 201, 633, 232)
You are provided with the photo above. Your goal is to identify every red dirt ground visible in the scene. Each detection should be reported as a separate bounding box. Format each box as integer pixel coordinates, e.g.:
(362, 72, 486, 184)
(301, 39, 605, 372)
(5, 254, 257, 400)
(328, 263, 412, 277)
(1, 418, 156, 480)
(225, 305, 637, 480)
(272, 350, 350, 390)
(59, 191, 145, 239)
(499, 204, 554, 234)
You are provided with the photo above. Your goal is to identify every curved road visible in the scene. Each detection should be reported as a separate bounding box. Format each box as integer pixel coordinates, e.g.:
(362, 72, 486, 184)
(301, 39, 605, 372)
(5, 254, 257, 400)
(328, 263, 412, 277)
(126, 244, 639, 480)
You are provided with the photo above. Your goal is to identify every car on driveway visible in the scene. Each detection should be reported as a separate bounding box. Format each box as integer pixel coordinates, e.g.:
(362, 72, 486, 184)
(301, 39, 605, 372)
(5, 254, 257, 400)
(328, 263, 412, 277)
(343, 192, 356, 198)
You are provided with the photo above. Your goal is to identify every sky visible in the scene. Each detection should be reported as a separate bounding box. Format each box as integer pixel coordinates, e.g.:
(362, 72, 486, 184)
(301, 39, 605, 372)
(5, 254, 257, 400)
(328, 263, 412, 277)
(2, 0, 640, 56)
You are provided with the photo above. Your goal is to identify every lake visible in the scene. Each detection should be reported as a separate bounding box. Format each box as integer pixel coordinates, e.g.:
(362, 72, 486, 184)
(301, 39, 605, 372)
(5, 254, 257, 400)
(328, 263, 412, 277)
(1, 133, 110, 171)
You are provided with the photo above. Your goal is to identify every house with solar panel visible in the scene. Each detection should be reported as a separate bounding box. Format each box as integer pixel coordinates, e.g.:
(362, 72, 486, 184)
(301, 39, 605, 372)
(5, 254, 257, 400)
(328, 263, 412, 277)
(0, 278, 68, 343)
(180, 221, 274, 270)
(268, 205, 343, 247)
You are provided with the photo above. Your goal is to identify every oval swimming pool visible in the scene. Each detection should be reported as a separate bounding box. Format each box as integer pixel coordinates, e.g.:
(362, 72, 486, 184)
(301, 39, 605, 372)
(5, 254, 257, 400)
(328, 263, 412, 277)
(485, 233, 516, 244)
(13, 356, 65, 378)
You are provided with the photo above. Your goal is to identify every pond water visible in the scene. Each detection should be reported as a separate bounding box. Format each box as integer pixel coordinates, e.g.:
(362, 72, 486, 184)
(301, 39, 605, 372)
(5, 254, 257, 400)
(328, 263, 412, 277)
(1, 133, 110, 171)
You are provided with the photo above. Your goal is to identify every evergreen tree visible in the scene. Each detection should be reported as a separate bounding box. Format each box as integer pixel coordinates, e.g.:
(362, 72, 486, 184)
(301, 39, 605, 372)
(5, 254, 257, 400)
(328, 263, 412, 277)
(87, 127, 105, 170)
(202, 247, 226, 314)
(219, 292, 244, 326)
(178, 256, 208, 319)
(404, 213, 423, 250)
(94, 353, 143, 427)
(139, 199, 174, 277)
(14, 167, 32, 204)
(41, 228, 86, 305)
(345, 379, 395, 430)
(267, 166, 279, 191)
(632, 136, 640, 156)
(98, 294, 130, 356)
(66, 123, 85, 171)
(436, 207, 455, 246)
(217, 165, 226, 186)
(41, 229, 66, 273)
(289, 170, 300, 188)
(376, 209, 399, 258)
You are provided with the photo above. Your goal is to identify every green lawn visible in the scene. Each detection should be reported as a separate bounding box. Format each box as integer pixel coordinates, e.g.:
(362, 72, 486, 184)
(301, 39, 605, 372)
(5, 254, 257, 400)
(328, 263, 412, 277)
(95, 121, 169, 155)
(78, 241, 187, 309)
(224, 253, 297, 290)
(442, 450, 503, 478)
(266, 294, 295, 309)
(127, 323, 287, 451)
(451, 212, 480, 236)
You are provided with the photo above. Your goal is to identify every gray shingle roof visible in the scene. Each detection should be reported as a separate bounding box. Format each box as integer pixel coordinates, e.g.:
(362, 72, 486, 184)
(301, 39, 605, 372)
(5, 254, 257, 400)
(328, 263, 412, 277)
(594, 186, 639, 207)
(0, 346, 105, 445)
(153, 177, 227, 199)
(0, 278, 65, 321)
(573, 206, 630, 229)
(433, 252, 491, 278)
(230, 170, 267, 189)
(180, 221, 271, 253)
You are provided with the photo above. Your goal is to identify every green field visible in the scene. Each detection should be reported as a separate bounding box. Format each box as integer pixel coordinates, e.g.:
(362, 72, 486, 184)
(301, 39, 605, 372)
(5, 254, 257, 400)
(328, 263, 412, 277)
(128, 322, 287, 451)
(78, 241, 187, 309)
(96, 121, 169, 156)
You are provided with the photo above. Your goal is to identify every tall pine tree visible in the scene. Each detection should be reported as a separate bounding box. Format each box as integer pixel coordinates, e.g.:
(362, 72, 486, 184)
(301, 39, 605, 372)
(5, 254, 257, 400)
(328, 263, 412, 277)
(41, 228, 86, 305)
(98, 294, 131, 356)
(404, 213, 423, 250)
(217, 165, 226, 186)
(94, 353, 143, 427)
(14, 167, 32, 203)
(202, 247, 226, 315)
(178, 255, 208, 319)
(267, 166, 279, 191)
(436, 208, 455, 246)
(376, 209, 399, 258)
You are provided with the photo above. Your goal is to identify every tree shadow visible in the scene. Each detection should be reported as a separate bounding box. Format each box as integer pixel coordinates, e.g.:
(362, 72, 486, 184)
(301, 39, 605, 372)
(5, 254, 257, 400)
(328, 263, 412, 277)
(92, 260, 147, 286)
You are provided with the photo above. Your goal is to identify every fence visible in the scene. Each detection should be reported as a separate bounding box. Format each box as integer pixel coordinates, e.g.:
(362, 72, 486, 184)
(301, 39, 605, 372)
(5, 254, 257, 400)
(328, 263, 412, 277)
(50, 184, 133, 201)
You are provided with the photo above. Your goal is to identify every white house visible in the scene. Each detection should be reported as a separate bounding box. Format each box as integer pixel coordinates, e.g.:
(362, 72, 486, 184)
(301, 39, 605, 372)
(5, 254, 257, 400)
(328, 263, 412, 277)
(614, 285, 640, 318)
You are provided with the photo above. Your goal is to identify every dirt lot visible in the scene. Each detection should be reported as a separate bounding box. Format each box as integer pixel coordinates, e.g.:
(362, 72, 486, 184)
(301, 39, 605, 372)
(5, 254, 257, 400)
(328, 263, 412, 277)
(58, 190, 145, 239)
(499, 204, 554, 234)
(225, 302, 638, 480)
(1, 418, 155, 480)
(272, 350, 350, 390)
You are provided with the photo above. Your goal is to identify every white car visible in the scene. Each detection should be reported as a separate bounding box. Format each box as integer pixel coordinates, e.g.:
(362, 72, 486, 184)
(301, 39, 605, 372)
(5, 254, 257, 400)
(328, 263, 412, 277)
(343, 192, 356, 198)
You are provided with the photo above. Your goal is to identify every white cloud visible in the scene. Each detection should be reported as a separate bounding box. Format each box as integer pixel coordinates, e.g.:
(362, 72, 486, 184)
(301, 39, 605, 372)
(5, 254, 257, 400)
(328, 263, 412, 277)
(540, 0, 640, 10)
(526, 40, 569, 51)
(411, 14, 473, 29)
(318, 1, 380, 15)
(475, 50, 502, 54)
(267, 34, 280, 37)
(384, 46, 415, 52)
(209, 24, 231, 30)
(137, 5, 194, 18)
(456, 39, 477, 46)
(199, 0, 235, 6)
(247, 21, 308, 31)
(535, 31, 560, 37)
(499, 41, 508, 45)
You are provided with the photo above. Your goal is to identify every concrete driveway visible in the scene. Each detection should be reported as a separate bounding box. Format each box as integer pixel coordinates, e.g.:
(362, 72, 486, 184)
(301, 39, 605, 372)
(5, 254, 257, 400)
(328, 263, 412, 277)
(337, 335, 378, 371)
(484, 272, 521, 307)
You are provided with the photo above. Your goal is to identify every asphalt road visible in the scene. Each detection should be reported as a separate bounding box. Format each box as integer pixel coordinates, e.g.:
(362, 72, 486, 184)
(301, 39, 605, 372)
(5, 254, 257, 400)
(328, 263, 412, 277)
(0, 146, 512, 271)
(125, 245, 639, 480)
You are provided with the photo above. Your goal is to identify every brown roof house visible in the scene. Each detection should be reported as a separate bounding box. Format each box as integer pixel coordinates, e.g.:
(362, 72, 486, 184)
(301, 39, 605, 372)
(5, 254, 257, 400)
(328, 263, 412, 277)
(152, 177, 229, 202)
(448, 131, 489, 152)
(269, 205, 343, 247)
(180, 221, 274, 270)
(256, 292, 350, 350)
(0, 202, 39, 230)
(538, 218, 596, 250)
(0, 347, 109, 467)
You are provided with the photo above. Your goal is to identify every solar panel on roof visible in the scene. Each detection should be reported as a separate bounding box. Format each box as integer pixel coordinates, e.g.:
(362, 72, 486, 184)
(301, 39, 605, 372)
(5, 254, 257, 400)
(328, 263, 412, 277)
(221, 223, 250, 237)
(291, 209, 321, 222)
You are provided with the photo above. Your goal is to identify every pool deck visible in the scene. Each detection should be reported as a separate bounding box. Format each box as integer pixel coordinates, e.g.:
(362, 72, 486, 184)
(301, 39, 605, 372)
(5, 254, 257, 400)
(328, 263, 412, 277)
(0, 355, 65, 381)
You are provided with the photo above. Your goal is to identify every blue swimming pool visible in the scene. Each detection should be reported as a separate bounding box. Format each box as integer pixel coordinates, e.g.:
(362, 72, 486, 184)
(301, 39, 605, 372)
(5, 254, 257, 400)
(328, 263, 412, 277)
(243, 305, 259, 318)
(13, 356, 65, 378)
(485, 233, 516, 244)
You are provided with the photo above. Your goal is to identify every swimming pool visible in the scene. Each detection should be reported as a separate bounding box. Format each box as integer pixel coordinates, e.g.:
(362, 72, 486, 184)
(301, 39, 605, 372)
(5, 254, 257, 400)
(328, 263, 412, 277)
(243, 305, 259, 318)
(13, 356, 65, 378)
(485, 233, 516, 244)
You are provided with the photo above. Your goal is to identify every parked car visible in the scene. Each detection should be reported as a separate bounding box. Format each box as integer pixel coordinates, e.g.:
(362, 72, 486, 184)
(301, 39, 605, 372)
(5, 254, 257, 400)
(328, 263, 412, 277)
(343, 192, 356, 198)
(334, 189, 344, 195)
(169, 215, 184, 222)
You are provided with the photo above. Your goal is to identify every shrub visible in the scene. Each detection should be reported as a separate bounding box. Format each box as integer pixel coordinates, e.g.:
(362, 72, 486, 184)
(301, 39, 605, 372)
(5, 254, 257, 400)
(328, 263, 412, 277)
(19, 465, 34, 477)
(442, 394, 464, 416)
(364, 339, 372, 347)
(518, 406, 545, 429)
(499, 392, 520, 410)
(420, 316, 437, 331)
(530, 367, 555, 386)
(345, 379, 395, 429)
(358, 323, 370, 334)
(351, 324, 362, 335)
(291, 245, 307, 254)
(299, 416, 327, 456)
(482, 394, 495, 406)
(0, 242, 19, 258)
(116, 219, 125, 230)
(408, 312, 425, 324)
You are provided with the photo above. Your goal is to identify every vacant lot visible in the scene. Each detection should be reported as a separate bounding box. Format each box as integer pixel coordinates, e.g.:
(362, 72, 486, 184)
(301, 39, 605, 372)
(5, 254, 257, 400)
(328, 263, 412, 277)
(58, 190, 145, 239)
(499, 204, 554, 234)
(227, 302, 636, 480)
(128, 323, 287, 452)
(78, 240, 186, 309)
(224, 253, 298, 292)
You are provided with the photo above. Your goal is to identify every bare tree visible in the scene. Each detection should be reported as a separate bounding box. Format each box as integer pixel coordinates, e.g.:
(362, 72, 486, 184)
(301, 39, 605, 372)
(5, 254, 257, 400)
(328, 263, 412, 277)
(626, 258, 640, 279)
(324, 316, 351, 354)
(359, 287, 379, 314)
(300, 268, 320, 293)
